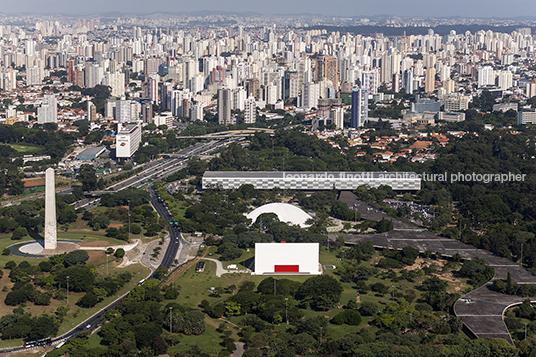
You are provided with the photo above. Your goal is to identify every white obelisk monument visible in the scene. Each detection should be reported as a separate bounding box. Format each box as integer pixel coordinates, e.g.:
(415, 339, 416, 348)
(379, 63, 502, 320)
(44, 168, 57, 250)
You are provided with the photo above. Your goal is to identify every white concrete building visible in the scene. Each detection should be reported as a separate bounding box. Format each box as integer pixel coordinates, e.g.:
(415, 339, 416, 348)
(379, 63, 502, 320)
(478, 66, 495, 88)
(116, 123, 141, 158)
(37, 94, 58, 124)
(244, 96, 256, 124)
(190, 102, 204, 121)
(116, 98, 131, 123)
(254, 242, 321, 275)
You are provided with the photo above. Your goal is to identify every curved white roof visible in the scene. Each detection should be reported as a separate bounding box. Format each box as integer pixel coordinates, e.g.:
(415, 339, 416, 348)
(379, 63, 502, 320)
(246, 203, 312, 228)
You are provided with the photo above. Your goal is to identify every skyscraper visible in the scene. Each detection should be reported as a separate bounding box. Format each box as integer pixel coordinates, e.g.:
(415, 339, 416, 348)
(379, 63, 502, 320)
(244, 96, 256, 124)
(147, 74, 159, 104)
(402, 69, 414, 94)
(218, 88, 233, 125)
(425, 68, 435, 93)
(351, 88, 368, 128)
(116, 98, 131, 123)
(37, 95, 58, 124)
(478, 66, 495, 88)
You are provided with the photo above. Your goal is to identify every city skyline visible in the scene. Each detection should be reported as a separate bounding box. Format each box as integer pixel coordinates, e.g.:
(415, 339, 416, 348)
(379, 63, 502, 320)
(3, 0, 536, 19)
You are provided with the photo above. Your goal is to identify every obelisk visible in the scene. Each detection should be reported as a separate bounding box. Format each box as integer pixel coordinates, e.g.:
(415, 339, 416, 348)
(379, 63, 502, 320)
(44, 168, 57, 250)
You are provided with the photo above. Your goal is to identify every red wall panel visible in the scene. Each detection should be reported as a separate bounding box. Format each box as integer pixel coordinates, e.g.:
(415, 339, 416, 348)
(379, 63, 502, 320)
(274, 265, 299, 272)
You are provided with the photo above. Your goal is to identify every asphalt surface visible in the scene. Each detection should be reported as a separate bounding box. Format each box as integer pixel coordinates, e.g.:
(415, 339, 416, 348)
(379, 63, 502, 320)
(336, 191, 536, 345)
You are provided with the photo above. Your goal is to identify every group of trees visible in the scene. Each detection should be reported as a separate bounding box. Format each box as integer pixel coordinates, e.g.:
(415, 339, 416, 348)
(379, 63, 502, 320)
(493, 272, 536, 297)
(0, 250, 132, 341)
(81, 201, 161, 237)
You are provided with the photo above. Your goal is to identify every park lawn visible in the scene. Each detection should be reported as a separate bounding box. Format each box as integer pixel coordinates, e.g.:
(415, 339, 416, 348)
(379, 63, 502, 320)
(9, 143, 44, 155)
(0, 263, 150, 348)
(171, 260, 253, 310)
(167, 245, 475, 346)
(86, 331, 103, 348)
(167, 316, 228, 355)
(66, 209, 158, 245)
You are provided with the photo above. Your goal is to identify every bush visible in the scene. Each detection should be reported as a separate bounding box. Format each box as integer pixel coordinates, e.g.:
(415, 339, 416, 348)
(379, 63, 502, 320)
(115, 248, 125, 258)
(331, 312, 346, 325)
(11, 227, 28, 240)
(377, 258, 404, 269)
(370, 282, 389, 294)
(331, 309, 362, 325)
(359, 301, 379, 316)
(2, 248, 10, 255)
(64, 250, 89, 267)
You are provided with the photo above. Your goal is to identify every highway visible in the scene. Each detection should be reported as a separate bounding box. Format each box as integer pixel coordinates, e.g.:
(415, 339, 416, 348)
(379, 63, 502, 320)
(0, 137, 239, 354)
(74, 137, 238, 210)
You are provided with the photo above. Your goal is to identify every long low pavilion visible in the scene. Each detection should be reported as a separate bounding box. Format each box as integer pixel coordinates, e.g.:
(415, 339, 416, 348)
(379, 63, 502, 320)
(202, 171, 421, 191)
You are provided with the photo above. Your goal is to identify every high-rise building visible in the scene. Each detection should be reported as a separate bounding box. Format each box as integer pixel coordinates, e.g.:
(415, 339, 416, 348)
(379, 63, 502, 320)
(233, 87, 247, 111)
(87, 99, 97, 121)
(526, 82, 536, 98)
(37, 95, 58, 124)
(362, 69, 379, 95)
(142, 103, 153, 123)
(478, 66, 495, 88)
(105, 72, 125, 97)
(189, 74, 204, 94)
(147, 74, 159, 103)
(330, 107, 343, 130)
(248, 78, 261, 99)
(302, 82, 319, 109)
(218, 88, 233, 125)
(316, 55, 338, 89)
(351, 88, 368, 128)
(116, 98, 131, 123)
(425, 67, 435, 93)
(265, 84, 278, 105)
(244, 96, 256, 124)
(402, 69, 413, 94)
(190, 102, 204, 121)
(392, 73, 400, 93)
(443, 94, 469, 111)
(116, 124, 141, 158)
(282, 71, 299, 99)
(67, 58, 75, 83)
(497, 70, 513, 90)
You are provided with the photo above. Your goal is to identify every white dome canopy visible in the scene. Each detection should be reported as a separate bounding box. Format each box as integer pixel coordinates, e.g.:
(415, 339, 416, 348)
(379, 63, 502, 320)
(246, 203, 313, 228)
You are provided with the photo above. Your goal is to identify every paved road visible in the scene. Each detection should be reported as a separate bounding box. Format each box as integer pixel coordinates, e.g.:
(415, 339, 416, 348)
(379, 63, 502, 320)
(337, 191, 536, 345)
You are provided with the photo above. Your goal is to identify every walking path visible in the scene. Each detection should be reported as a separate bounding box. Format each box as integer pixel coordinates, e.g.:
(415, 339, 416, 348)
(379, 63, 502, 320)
(201, 257, 250, 277)
(337, 191, 536, 345)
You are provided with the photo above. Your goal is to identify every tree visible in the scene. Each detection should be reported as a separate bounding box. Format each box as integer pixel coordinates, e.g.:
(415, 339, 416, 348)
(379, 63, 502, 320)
(78, 164, 98, 191)
(153, 336, 168, 355)
(11, 227, 28, 240)
(90, 215, 110, 230)
(296, 275, 343, 310)
(115, 248, 125, 258)
(172, 311, 206, 335)
(64, 250, 89, 267)
(420, 277, 448, 292)
(58, 205, 77, 224)
(57, 265, 95, 292)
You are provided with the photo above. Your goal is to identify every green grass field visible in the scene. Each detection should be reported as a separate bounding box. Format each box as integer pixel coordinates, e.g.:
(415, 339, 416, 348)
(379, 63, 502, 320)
(164, 246, 471, 355)
(9, 143, 44, 155)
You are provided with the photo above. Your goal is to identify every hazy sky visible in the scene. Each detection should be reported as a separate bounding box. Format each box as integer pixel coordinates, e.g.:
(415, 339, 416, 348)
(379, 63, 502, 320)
(3, 0, 536, 18)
